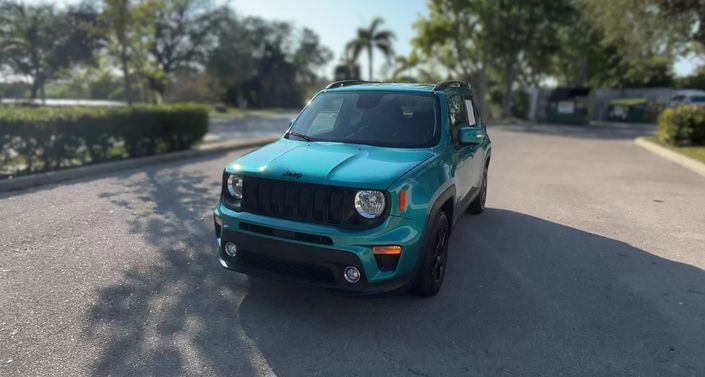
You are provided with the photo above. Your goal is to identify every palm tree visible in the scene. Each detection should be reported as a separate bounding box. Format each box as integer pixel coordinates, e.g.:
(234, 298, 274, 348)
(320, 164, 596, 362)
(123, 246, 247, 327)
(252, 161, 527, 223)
(391, 56, 418, 82)
(346, 17, 395, 81)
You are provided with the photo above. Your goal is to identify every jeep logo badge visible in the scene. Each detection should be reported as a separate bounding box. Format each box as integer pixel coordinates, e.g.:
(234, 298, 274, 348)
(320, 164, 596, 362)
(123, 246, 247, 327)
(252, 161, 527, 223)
(283, 170, 303, 179)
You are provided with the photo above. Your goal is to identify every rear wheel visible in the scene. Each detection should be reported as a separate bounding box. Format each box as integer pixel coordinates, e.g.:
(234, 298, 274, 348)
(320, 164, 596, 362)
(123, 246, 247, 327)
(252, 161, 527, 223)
(467, 167, 488, 215)
(410, 211, 450, 297)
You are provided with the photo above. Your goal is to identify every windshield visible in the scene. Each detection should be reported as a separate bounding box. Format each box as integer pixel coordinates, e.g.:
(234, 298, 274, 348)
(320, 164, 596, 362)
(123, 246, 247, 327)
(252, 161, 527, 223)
(287, 91, 439, 148)
(690, 96, 705, 103)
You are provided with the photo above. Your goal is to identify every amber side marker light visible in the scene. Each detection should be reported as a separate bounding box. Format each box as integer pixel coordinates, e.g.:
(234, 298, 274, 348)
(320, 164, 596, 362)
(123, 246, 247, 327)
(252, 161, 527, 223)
(399, 190, 407, 212)
(214, 216, 224, 226)
(373, 245, 402, 255)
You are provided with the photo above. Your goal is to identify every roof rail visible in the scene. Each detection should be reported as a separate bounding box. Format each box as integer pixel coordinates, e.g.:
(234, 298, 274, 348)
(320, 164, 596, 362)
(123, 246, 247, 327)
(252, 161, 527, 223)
(432, 80, 467, 91)
(325, 80, 378, 90)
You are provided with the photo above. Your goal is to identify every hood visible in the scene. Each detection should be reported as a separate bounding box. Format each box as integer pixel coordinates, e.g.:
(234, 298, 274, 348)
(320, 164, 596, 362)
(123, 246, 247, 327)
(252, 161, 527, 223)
(229, 139, 433, 189)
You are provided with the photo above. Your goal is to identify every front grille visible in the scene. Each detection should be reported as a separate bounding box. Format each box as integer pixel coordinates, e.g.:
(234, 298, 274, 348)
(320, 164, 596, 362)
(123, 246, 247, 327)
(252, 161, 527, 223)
(238, 250, 336, 284)
(239, 222, 333, 245)
(241, 176, 387, 228)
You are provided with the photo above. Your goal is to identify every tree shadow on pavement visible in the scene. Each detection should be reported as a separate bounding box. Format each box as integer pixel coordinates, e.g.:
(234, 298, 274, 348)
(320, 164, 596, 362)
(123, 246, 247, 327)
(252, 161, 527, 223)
(86, 163, 705, 377)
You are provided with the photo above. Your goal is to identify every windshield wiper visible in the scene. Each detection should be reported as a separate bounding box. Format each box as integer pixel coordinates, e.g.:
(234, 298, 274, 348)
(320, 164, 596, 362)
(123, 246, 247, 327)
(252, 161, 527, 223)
(288, 131, 313, 142)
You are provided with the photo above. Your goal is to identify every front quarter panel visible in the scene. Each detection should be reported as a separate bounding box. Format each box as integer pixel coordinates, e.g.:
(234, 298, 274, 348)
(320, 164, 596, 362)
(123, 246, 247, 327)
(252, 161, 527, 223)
(387, 151, 454, 225)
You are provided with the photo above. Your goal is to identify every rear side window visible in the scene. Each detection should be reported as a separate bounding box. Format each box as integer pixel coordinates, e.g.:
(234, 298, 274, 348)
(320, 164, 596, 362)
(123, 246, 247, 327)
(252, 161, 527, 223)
(447, 95, 467, 145)
(464, 98, 477, 126)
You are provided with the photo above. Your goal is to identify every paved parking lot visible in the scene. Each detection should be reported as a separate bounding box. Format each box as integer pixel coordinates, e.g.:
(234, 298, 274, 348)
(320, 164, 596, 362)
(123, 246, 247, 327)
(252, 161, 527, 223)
(1, 122, 704, 376)
(204, 111, 297, 142)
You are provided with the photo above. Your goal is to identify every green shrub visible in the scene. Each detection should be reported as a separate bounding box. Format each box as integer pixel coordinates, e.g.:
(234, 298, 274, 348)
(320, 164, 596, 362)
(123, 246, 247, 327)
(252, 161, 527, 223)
(0, 104, 209, 177)
(658, 106, 705, 146)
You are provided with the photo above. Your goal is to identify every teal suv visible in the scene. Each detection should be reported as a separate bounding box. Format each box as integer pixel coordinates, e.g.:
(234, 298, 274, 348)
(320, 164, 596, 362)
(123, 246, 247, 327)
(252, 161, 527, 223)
(213, 81, 491, 296)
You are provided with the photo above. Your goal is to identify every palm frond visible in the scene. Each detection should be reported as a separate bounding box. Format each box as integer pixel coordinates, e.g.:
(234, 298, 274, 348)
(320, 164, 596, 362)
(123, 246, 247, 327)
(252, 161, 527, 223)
(369, 17, 385, 34)
(374, 39, 395, 61)
(346, 39, 365, 62)
(373, 30, 396, 42)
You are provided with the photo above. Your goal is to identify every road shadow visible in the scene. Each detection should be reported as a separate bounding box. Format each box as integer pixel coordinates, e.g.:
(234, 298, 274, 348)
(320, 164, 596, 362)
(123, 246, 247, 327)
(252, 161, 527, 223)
(86, 164, 705, 377)
(0, 149, 236, 200)
(496, 122, 657, 140)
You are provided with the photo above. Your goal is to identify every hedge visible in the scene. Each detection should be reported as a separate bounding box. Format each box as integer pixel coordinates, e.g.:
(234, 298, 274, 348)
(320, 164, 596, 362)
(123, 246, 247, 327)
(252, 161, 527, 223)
(658, 105, 705, 146)
(0, 104, 209, 178)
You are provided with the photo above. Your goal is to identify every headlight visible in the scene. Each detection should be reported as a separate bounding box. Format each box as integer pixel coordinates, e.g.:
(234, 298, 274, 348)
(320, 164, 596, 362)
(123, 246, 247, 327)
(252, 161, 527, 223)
(354, 190, 385, 219)
(227, 174, 243, 200)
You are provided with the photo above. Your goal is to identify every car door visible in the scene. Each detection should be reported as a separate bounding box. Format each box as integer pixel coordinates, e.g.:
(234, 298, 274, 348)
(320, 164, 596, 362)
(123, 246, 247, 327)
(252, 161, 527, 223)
(463, 93, 486, 190)
(447, 94, 476, 205)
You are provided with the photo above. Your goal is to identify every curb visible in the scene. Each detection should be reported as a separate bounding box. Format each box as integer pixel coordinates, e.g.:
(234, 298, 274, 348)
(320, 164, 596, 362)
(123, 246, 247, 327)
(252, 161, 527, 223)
(0, 135, 280, 193)
(635, 137, 705, 179)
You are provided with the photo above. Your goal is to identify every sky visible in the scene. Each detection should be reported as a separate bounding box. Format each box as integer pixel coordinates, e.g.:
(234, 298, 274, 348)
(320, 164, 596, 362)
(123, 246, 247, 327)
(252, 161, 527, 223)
(21, 0, 700, 79)
(235, 0, 698, 79)
(233, 0, 428, 79)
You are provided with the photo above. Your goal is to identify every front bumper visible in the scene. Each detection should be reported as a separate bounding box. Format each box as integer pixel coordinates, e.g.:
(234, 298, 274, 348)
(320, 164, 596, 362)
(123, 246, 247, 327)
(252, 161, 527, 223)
(219, 231, 410, 295)
(213, 203, 426, 295)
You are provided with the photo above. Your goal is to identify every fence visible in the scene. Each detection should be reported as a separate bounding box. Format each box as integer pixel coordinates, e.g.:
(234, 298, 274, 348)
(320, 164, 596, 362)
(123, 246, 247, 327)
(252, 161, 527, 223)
(528, 87, 683, 122)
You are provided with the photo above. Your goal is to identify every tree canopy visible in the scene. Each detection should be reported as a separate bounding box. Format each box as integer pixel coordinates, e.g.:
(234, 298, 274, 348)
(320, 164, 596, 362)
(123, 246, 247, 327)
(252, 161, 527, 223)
(0, 0, 332, 107)
(1, 0, 703, 112)
(0, 1, 102, 101)
(411, 0, 700, 117)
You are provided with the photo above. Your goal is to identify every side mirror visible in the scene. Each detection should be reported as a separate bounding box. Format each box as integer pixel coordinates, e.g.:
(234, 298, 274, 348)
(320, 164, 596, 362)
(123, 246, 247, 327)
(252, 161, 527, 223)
(458, 126, 483, 145)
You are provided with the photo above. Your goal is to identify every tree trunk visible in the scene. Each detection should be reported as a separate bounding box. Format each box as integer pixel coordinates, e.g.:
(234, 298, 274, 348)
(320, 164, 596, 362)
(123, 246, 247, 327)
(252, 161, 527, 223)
(30, 79, 39, 100)
(115, 0, 133, 106)
(39, 77, 46, 105)
(120, 50, 133, 106)
(476, 44, 489, 120)
(154, 90, 163, 104)
(148, 77, 166, 104)
(367, 46, 373, 81)
(501, 57, 516, 118)
(573, 56, 587, 87)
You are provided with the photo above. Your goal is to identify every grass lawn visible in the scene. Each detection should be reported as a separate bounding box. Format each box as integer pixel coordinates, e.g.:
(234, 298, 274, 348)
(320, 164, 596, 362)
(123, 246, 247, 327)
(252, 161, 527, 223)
(647, 136, 705, 164)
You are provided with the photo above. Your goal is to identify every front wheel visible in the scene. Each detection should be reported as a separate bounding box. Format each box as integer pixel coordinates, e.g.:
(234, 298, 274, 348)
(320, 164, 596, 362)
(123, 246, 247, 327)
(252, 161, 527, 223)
(467, 167, 488, 215)
(410, 211, 450, 297)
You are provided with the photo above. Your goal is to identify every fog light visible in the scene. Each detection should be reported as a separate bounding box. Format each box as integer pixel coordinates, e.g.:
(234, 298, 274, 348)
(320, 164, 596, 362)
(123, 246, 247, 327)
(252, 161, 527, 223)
(343, 266, 361, 283)
(224, 242, 238, 257)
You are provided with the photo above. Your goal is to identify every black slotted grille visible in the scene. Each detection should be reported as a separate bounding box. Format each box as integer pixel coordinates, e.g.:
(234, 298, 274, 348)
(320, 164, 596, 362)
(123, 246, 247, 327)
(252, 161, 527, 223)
(238, 250, 336, 284)
(240, 176, 388, 228)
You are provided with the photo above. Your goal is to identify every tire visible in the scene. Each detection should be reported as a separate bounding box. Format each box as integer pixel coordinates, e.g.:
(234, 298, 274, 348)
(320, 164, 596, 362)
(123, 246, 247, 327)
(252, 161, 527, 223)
(467, 167, 488, 215)
(410, 210, 450, 297)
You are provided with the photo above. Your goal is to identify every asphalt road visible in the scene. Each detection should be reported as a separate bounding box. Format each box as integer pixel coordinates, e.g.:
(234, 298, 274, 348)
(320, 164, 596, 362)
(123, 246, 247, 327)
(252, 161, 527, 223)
(204, 111, 298, 143)
(1, 122, 704, 377)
